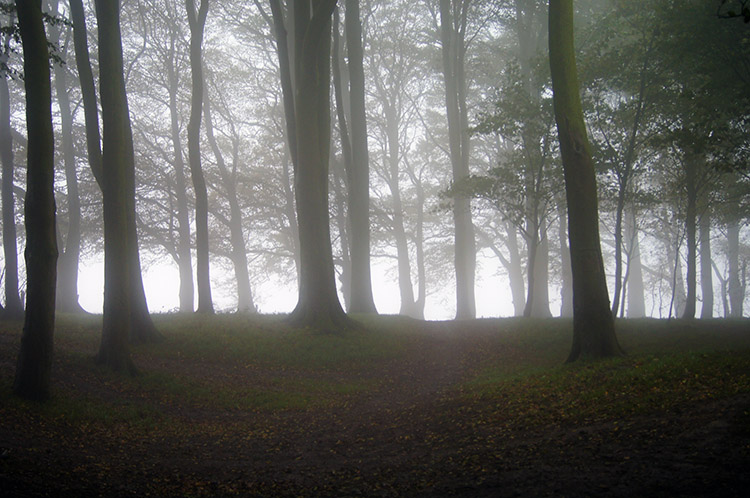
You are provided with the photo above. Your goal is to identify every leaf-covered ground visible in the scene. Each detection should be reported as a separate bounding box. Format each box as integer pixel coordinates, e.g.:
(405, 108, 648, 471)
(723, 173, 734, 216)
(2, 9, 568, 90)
(1, 315, 749, 497)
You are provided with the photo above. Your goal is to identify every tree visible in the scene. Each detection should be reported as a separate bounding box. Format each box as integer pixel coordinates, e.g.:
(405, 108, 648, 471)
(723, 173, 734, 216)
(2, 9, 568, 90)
(203, 80, 256, 312)
(269, 0, 349, 330)
(341, 0, 377, 314)
(0, 14, 23, 318)
(439, 0, 476, 319)
(186, 0, 214, 313)
(13, 0, 58, 400)
(49, 0, 85, 313)
(70, 0, 103, 185)
(548, 0, 621, 361)
(95, 0, 155, 373)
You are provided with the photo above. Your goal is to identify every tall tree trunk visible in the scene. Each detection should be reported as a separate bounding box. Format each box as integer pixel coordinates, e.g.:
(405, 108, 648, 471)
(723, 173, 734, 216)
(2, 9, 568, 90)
(727, 219, 743, 317)
(548, 0, 621, 361)
(625, 207, 645, 317)
(522, 226, 538, 318)
(75, 0, 158, 341)
(186, 0, 213, 313)
(13, 0, 58, 400)
(70, 0, 103, 186)
(413, 174, 427, 319)
(611, 181, 627, 316)
(331, 155, 352, 310)
(281, 151, 300, 276)
(274, 0, 349, 330)
(699, 208, 713, 318)
(166, 33, 194, 313)
(96, 0, 161, 372)
(439, 0, 476, 319)
(203, 93, 255, 312)
(506, 221, 526, 316)
(682, 155, 698, 318)
(558, 201, 573, 317)
(344, 0, 377, 314)
(49, 9, 83, 314)
(332, 7, 353, 311)
(0, 27, 23, 318)
(531, 230, 552, 317)
(384, 104, 417, 317)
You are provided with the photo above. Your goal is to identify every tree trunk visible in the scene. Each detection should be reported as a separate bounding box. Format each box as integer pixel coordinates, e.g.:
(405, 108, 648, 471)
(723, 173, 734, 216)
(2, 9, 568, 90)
(548, 0, 620, 361)
(506, 221, 526, 316)
(611, 180, 626, 316)
(625, 207, 645, 317)
(0, 28, 23, 318)
(331, 154, 352, 310)
(699, 208, 713, 318)
(49, 10, 84, 314)
(522, 226, 538, 318)
(186, 0, 213, 313)
(682, 155, 697, 319)
(558, 201, 573, 317)
(727, 219, 743, 317)
(13, 0, 58, 400)
(276, 0, 349, 331)
(96, 0, 152, 372)
(344, 0, 377, 314)
(413, 175, 427, 319)
(384, 104, 417, 317)
(332, 8, 353, 311)
(70, 0, 103, 186)
(165, 33, 194, 313)
(203, 93, 256, 312)
(531, 230, 552, 317)
(439, 0, 476, 319)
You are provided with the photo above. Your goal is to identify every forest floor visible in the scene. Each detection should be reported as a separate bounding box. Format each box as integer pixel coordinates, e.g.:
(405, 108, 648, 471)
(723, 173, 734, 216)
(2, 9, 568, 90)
(1, 315, 750, 497)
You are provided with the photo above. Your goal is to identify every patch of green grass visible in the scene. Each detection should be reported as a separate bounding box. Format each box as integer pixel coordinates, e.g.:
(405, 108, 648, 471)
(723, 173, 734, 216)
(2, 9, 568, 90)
(145, 313, 415, 370)
(468, 349, 750, 425)
(0, 380, 164, 429)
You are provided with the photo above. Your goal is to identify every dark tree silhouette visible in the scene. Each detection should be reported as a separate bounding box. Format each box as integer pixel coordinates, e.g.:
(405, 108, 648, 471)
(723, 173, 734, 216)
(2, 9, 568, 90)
(270, 0, 350, 331)
(13, 0, 58, 400)
(548, 0, 622, 361)
(0, 18, 23, 319)
(186, 0, 214, 314)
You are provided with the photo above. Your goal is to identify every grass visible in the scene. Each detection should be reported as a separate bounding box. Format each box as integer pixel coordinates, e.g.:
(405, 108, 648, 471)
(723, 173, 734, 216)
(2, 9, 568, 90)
(1, 314, 749, 429)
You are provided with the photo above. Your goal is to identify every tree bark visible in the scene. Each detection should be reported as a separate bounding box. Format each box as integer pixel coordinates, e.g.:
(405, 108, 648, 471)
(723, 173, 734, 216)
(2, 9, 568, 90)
(531, 231, 552, 317)
(186, 0, 214, 313)
(625, 207, 645, 317)
(548, 0, 621, 361)
(0, 26, 23, 318)
(343, 0, 377, 314)
(48, 6, 84, 314)
(13, 0, 58, 400)
(332, 7, 353, 310)
(682, 155, 697, 318)
(384, 103, 417, 317)
(165, 29, 194, 313)
(699, 206, 713, 318)
(96, 0, 160, 372)
(203, 93, 256, 312)
(439, 0, 476, 319)
(503, 221, 526, 316)
(272, 0, 349, 331)
(558, 201, 573, 317)
(727, 219, 743, 317)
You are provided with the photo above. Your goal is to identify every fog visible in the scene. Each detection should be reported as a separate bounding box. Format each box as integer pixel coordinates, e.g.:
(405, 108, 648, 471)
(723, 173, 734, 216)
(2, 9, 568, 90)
(1, 0, 748, 322)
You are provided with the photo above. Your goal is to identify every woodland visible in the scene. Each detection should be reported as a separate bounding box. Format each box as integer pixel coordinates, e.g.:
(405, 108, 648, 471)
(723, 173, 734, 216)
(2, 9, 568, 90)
(1, 0, 750, 496)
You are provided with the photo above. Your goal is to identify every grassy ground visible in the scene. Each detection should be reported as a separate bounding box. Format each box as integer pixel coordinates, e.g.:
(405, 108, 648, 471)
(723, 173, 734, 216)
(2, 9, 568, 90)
(1, 315, 749, 496)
